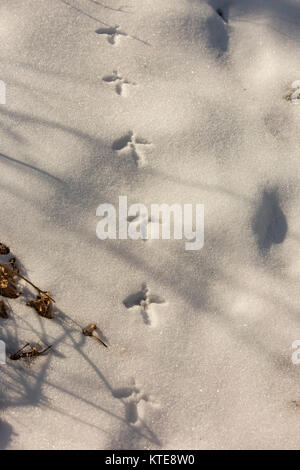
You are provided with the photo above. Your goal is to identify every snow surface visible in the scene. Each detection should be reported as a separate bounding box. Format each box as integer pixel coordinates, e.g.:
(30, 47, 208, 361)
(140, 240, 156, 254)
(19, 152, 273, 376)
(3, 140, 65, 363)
(1, 0, 300, 450)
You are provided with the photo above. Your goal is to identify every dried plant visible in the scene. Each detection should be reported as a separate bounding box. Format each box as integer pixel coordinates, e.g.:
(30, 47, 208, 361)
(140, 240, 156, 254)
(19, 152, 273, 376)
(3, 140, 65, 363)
(0, 263, 20, 298)
(0, 258, 55, 319)
(82, 323, 108, 348)
(27, 292, 54, 319)
(9, 343, 52, 360)
(0, 241, 109, 362)
(0, 243, 10, 255)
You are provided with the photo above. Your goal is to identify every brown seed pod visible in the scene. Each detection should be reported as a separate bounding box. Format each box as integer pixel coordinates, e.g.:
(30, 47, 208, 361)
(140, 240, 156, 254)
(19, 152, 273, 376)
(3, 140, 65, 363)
(0, 265, 20, 298)
(82, 324, 107, 347)
(82, 324, 97, 336)
(0, 243, 10, 255)
(27, 292, 54, 319)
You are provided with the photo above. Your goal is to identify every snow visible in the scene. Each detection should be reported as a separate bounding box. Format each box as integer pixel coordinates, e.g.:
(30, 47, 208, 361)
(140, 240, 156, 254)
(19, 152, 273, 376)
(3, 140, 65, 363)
(1, 0, 300, 450)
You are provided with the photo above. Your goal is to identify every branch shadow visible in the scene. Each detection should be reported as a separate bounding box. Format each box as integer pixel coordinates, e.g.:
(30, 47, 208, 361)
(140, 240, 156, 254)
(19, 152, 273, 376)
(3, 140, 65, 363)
(58, 0, 150, 46)
(0, 420, 16, 450)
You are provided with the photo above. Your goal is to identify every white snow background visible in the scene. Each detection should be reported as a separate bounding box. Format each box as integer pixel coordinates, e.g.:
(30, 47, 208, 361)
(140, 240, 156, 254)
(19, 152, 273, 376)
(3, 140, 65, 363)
(1, 0, 300, 449)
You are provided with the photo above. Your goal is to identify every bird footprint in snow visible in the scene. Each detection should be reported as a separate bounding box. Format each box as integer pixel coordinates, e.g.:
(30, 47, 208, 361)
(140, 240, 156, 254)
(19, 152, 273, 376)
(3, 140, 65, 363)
(112, 131, 152, 167)
(102, 70, 136, 96)
(127, 213, 161, 242)
(123, 283, 165, 326)
(112, 381, 158, 424)
(95, 25, 127, 45)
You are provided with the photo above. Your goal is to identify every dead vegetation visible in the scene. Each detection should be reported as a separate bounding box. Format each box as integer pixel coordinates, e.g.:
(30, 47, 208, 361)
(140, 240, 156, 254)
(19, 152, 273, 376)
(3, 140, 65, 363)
(0, 243, 10, 255)
(27, 293, 54, 319)
(82, 324, 108, 347)
(9, 343, 52, 361)
(0, 262, 20, 299)
(0, 241, 108, 362)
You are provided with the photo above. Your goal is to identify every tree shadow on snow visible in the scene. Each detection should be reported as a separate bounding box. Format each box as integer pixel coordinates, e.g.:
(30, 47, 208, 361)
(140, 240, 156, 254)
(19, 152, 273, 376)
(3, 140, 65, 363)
(0, 420, 15, 450)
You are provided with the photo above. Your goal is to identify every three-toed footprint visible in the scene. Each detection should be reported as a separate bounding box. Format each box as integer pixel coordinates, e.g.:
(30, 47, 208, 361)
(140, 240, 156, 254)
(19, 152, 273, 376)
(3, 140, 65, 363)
(112, 131, 152, 167)
(102, 70, 136, 96)
(123, 283, 165, 326)
(127, 213, 161, 242)
(112, 381, 159, 424)
(95, 25, 127, 45)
